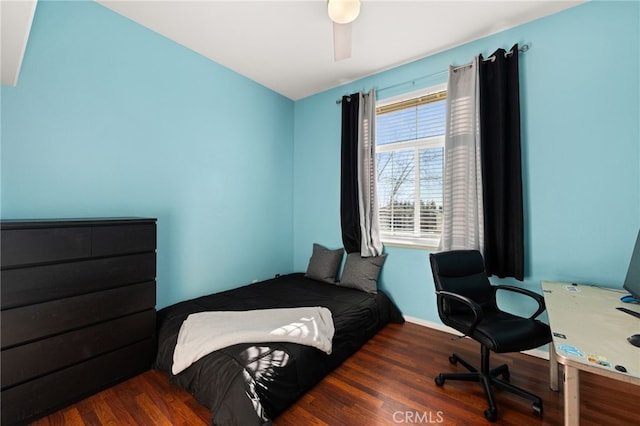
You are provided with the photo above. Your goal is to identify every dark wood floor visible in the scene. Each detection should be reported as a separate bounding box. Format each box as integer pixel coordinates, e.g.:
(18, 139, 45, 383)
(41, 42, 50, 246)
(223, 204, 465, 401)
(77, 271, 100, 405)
(30, 322, 637, 425)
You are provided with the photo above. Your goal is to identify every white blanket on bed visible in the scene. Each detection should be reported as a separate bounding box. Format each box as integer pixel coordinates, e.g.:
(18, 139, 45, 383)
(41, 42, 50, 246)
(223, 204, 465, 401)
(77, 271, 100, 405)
(172, 306, 335, 374)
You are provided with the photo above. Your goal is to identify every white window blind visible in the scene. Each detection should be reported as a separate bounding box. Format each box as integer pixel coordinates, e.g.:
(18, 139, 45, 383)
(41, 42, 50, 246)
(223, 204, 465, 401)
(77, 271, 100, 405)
(376, 87, 446, 248)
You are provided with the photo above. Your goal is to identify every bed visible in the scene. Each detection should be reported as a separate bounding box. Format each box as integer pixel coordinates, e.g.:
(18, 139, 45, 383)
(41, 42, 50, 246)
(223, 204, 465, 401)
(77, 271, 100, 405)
(154, 272, 404, 425)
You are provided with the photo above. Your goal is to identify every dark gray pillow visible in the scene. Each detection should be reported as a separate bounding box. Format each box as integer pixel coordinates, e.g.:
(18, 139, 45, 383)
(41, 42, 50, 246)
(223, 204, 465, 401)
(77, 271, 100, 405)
(339, 252, 387, 294)
(305, 243, 344, 283)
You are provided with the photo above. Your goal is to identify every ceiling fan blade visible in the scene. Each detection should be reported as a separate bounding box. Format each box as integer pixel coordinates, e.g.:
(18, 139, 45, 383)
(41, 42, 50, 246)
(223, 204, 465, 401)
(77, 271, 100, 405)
(333, 22, 352, 61)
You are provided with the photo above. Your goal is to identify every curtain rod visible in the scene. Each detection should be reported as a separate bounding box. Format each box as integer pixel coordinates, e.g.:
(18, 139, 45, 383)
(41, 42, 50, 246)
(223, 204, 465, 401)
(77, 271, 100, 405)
(336, 43, 530, 104)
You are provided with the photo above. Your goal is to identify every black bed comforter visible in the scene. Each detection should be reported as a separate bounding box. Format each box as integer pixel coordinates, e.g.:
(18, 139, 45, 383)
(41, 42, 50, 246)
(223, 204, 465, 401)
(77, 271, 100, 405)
(155, 273, 403, 425)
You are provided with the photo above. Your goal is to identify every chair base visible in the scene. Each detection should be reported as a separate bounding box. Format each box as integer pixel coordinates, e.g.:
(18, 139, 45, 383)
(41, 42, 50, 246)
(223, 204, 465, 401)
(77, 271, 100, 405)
(434, 347, 543, 422)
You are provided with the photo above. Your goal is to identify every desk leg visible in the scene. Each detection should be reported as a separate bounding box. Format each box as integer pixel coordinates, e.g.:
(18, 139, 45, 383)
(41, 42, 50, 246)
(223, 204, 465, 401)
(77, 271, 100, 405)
(563, 365, 580, 426)
(549, 342, 559, 391)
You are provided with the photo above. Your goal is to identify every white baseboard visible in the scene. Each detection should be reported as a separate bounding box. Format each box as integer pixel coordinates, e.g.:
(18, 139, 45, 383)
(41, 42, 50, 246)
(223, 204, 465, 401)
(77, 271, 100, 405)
(404, 315, 549, 361)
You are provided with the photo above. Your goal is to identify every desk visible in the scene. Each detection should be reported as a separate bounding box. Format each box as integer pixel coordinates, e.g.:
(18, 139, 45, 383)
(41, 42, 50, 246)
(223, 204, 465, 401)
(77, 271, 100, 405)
(541, 281, 640, 425)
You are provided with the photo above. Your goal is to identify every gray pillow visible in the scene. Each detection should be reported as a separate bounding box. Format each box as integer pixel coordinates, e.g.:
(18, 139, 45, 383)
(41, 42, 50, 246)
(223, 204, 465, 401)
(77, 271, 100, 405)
(305, 243, 344, 283)
(339, 252, 387, 294)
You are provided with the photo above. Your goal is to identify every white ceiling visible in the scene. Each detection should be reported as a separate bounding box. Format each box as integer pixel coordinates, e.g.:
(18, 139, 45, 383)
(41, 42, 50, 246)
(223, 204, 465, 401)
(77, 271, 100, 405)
(1, 0, 37, 87)
(3, 1, 586, 99)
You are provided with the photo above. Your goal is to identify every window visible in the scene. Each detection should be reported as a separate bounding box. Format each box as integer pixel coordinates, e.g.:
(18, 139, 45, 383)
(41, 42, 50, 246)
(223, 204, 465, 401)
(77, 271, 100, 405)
(376, 85, 446, 248)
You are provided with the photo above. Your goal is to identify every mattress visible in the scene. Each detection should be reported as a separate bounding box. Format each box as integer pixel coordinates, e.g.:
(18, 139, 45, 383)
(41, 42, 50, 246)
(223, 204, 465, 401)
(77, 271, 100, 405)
(154, 273, 403, 425)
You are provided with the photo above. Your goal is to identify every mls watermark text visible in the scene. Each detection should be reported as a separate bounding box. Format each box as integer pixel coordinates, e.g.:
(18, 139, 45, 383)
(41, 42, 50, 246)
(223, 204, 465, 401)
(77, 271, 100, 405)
(392, 410, 445, 424)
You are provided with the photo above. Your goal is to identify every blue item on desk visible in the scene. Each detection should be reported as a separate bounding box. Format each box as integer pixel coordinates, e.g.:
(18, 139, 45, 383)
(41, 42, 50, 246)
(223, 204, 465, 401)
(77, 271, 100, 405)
(621, 294, 640, 304)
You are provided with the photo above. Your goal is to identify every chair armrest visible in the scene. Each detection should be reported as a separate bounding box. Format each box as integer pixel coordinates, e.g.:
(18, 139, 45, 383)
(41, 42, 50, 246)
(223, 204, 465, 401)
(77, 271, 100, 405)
(437, 291, 484, 335)
(493, 285, 546, 319)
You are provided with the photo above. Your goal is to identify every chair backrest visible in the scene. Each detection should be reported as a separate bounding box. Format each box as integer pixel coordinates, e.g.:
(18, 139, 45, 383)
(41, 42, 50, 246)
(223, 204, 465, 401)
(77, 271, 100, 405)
(429, 250, 496, 316)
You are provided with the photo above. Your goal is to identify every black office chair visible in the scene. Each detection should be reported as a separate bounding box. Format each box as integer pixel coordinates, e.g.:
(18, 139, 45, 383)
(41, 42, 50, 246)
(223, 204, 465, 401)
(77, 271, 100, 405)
(429, 250, 551, 422)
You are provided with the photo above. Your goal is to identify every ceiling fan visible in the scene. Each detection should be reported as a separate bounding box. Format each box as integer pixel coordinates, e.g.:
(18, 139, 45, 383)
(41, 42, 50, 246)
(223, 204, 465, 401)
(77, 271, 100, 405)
(327, 0, 361, 61)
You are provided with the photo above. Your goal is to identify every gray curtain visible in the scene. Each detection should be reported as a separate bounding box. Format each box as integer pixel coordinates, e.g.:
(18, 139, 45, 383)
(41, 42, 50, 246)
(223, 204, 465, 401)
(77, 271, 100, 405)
(358, 89, 383, 256)
(439, 57, 484, 252)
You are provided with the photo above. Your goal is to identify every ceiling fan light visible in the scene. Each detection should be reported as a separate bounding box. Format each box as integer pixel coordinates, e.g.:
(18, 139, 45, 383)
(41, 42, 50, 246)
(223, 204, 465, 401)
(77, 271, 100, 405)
(328, 0, 360, 25)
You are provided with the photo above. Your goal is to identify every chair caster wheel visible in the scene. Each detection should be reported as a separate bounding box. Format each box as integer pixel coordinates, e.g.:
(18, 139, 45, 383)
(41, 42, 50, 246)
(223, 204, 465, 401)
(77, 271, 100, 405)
(484, 407, 497, 422)
(448, 355, 458, 365)
(533, 402, 543, 416)
(434, 375, 445, 386)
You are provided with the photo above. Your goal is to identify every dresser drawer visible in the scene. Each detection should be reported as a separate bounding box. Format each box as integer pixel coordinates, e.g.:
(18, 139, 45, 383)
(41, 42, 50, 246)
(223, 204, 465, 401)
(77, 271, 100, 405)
(1, 252, 156, 309)
(1, 281, 155, 349)
(1, 309, 155, 388)
(1, 338, 154, 425)
(92, 222, 156, 257)
(1, 227, 91, 268)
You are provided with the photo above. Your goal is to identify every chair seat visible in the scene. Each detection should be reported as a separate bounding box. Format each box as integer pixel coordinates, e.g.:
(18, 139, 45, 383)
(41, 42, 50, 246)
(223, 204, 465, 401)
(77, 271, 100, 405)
(447, 310, 551, 353)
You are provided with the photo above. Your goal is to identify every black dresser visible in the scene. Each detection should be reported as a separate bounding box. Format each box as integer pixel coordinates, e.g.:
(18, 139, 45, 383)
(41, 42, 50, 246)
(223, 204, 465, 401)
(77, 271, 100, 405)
(0, 218, 157, 425)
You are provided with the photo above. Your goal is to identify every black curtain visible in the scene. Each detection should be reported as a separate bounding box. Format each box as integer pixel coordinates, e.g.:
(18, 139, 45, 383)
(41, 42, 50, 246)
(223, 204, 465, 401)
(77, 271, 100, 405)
(340, 93, 361, 253)
(479, 44, 524, 280)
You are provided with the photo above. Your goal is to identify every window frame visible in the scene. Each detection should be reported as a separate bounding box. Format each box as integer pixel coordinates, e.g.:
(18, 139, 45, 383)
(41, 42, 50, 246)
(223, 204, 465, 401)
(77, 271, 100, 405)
(375, 84, 447, 250)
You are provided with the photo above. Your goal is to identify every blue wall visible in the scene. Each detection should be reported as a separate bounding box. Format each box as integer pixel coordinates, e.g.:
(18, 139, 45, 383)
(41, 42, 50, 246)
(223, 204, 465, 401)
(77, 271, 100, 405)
(2, 1, 639, 326)
(293, 1, 640, 323)
(0, 1, 295, 309)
